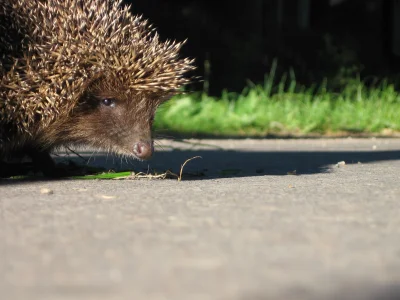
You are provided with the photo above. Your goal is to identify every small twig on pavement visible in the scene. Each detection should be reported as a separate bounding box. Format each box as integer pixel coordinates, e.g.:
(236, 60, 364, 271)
(179, 156, 202, 181)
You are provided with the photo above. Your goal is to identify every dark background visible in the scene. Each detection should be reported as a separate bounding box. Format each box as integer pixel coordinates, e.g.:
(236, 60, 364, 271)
(124, 0, 400, 95)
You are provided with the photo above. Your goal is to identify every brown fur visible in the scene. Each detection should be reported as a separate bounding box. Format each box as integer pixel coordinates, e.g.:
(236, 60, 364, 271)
(0, 0, 194, 169)
(38, 77, 162, 155)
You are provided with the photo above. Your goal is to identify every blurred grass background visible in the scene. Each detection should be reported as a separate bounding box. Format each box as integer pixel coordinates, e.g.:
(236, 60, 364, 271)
(155, 61, 400, 137)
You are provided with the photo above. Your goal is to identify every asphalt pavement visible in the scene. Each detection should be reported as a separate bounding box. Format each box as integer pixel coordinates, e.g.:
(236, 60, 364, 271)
(1, 138, 400, 300)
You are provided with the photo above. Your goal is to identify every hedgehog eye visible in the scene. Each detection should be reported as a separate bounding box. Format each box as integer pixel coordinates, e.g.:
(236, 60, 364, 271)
(101, 98, 116, 107)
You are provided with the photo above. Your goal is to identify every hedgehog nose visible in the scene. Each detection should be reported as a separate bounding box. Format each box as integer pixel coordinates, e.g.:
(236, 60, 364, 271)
(133, 141, 154, 160)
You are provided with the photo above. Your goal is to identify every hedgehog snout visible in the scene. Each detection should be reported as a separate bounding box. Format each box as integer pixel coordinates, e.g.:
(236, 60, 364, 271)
(133, 140, 154, 160)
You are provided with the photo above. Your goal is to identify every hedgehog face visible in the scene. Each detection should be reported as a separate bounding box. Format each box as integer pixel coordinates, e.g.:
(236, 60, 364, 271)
(65, 89, 160, 160)
(40, 81, 167, 161)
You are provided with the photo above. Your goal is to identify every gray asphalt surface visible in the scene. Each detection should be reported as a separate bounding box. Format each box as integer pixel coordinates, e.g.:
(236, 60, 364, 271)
(1, 138, 400, 300)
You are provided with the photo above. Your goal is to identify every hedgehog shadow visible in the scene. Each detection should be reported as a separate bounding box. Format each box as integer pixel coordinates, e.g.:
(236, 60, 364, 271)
(58, 148, 400, 179)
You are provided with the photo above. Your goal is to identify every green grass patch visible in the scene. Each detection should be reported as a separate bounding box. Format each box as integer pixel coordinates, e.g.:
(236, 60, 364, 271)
(154, 75, 400, 136)
(72, 171, 131, 180)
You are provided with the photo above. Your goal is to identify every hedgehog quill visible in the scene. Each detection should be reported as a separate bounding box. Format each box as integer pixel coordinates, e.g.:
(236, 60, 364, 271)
(0, 0, 195, 177)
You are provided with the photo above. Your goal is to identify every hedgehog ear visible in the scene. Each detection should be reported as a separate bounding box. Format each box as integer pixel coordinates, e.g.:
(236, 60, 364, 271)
(85, 73, 108, 92)
(74, 74, 106, 107)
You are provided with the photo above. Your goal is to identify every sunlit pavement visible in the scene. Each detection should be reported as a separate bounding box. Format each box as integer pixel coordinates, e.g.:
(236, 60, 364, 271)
(1, 138, 400, 300)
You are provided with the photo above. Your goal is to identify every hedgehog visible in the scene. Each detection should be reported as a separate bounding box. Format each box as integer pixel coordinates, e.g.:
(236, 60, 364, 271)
(0, 0, 194, 177)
